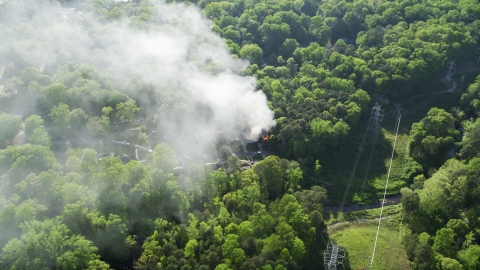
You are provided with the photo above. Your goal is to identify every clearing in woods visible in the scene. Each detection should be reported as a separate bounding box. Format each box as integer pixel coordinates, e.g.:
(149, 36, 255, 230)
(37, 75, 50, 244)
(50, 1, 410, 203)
(329, 220, 411, 270)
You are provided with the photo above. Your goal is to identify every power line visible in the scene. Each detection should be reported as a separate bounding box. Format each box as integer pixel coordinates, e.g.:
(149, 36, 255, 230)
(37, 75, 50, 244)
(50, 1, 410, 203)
(355, 110, 383, 212)
(361, 66, 469, 269)
(403, 93, 440, 112)
(402, 95, 440, 118)
(339, 103, 380, 212)
(401, 96, 440, 118)
(355, 136, 379, 211)
(401, 62, 458, 119)
(366, 112, 401, 269)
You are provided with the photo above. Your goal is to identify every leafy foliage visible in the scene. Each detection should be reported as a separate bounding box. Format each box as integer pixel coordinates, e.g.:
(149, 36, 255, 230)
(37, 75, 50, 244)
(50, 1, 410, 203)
(1, 0, 480, 269)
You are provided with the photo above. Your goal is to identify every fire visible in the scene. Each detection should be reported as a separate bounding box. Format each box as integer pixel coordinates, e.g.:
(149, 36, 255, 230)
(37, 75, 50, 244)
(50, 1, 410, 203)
(262, 134, 269, 141)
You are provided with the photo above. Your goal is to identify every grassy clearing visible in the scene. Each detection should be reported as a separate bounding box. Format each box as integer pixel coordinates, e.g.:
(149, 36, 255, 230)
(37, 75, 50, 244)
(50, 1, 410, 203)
(324, 204, 402, 225)
(329, 219, 410, 270)
(321, 124, 408, 205)
(320, 74, 466, 206)
(321, 73, 471, 269)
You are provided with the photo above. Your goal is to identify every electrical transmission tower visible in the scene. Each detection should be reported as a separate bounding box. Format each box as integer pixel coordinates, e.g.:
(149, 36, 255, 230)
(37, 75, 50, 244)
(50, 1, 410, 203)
(324, 241, 347, 270)
(445, 60, 456, 83)
(339, 103, 383, 212)
(370, 103, 384, 133)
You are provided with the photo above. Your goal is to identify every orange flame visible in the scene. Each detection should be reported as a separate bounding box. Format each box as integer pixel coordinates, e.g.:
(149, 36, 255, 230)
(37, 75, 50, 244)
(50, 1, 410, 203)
(262, 134, 269, 141)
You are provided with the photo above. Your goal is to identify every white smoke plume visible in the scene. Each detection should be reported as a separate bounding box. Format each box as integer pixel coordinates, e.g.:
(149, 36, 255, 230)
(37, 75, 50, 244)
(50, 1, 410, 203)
(0, 0, 275, 149)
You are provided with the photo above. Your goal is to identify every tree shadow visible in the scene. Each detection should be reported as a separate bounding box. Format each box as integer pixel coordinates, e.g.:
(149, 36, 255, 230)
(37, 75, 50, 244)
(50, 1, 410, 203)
(321, 122, 399, 206)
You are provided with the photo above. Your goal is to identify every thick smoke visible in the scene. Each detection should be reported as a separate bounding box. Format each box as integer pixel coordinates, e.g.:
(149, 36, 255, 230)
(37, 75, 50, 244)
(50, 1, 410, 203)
(1, 0, 275, 150)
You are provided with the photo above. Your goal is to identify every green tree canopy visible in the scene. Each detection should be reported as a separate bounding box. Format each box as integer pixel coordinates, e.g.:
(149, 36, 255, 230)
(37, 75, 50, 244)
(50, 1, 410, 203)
(0, 219, 108, 270)
(0, 114, 22, 148)
(239, 44, 263, 63)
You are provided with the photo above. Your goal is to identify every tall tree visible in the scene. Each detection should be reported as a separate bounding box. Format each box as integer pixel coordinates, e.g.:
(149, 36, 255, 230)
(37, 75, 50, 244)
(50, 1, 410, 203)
(23, 114, 44, 136)
(0, 114, 21, 148)
(116, 100, 139, 121)
(0, 219, 108, 269)
(49, 103, 72, 138)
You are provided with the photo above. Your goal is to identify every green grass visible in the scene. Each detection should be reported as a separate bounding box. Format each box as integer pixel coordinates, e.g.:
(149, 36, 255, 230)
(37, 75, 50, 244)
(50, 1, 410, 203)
(329, 220, 411, 270)
(320, 73, 468, 206)
(324, 204, 402, 225)
(320, 72, 474, 269)
(320, 125, 408, 205)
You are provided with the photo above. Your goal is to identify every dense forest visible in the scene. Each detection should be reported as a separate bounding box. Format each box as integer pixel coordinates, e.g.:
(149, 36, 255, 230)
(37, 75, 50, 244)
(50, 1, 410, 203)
(0, 0, 479, 269)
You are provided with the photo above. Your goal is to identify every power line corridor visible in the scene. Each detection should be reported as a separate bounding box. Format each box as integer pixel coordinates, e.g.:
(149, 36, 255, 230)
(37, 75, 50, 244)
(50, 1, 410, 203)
(325, 60, 460, 269)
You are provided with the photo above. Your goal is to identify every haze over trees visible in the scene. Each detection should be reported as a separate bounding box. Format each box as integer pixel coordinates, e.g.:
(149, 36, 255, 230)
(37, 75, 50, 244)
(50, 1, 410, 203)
(0, 0, 479, 269)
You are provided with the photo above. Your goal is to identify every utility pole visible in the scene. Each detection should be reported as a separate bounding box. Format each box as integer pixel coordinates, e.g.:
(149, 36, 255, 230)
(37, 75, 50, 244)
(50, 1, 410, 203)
(371, 104, 384, 133)
(446, 61, 456, 83)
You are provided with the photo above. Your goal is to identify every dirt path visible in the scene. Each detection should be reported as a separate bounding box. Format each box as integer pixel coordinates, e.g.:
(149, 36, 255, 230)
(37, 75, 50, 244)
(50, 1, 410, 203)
(324, 194, 402, 213)
(327, 215, 395, 230)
